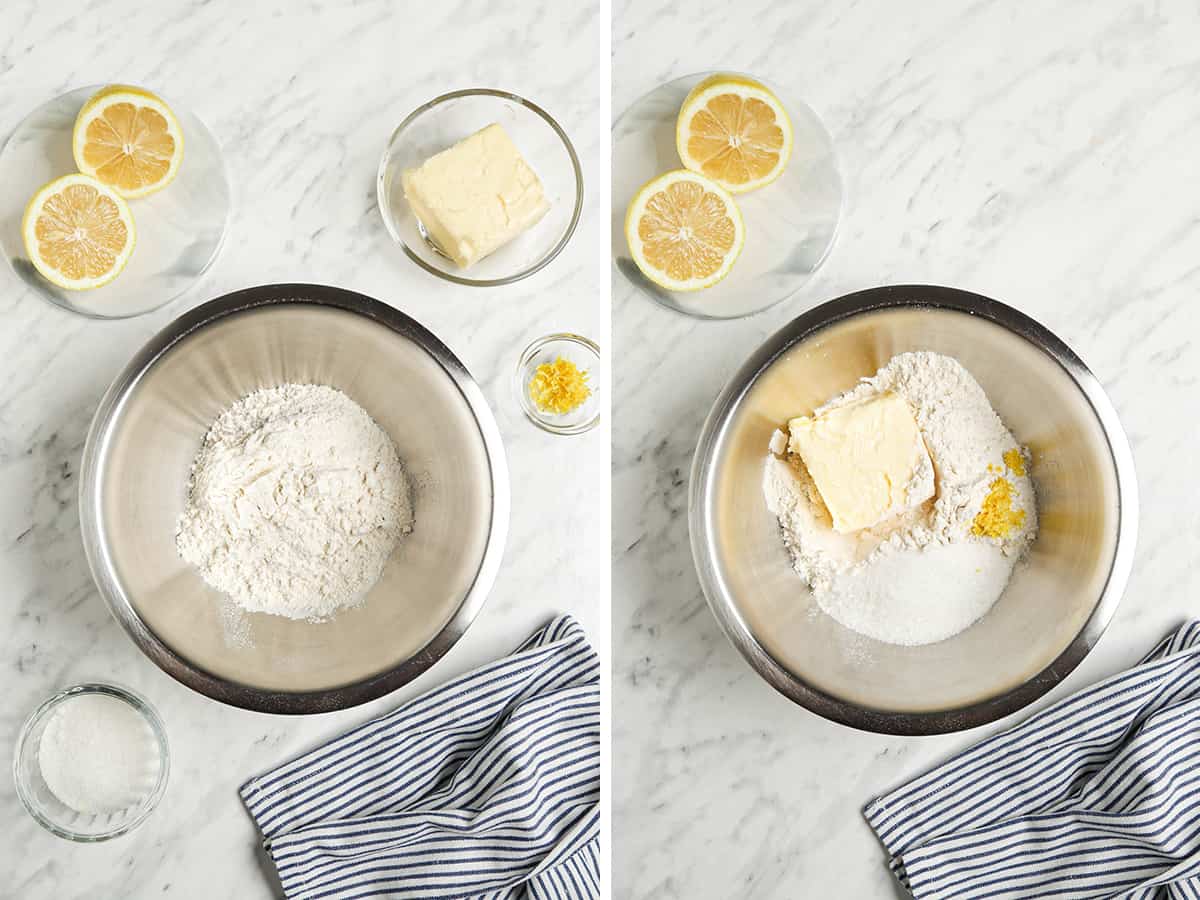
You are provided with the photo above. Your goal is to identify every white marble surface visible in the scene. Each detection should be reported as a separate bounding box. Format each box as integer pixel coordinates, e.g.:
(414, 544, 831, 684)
(613, 1, 1200, 897)
(0, 2, 606, 897)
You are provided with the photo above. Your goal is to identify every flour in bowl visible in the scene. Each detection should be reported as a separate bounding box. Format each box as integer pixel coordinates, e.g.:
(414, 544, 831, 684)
(764, 352, 1036, 646)
(176, 384, 413, 621)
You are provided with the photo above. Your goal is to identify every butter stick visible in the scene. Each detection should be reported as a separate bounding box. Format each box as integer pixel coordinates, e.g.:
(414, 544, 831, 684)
(787, 392, 934, 533)
(401, 124, 549, 268)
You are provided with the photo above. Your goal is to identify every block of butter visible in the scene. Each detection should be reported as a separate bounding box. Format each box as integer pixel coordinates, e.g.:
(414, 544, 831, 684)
(401, 124, 550, 268)
(787, 392, 934, 534)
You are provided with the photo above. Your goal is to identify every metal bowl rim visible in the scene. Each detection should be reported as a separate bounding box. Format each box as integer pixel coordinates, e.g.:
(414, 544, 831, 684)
(79, 283, 511, 715)
(688, 283, 1139, 735)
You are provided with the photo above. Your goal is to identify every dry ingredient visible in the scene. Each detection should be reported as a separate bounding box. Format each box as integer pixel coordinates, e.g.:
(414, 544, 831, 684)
(38, 694, 159, 814)
(764, 351, 1037, 646)
(529, 357, 591, 415)
(177, 384, 413, 621)
(816, 540, 1016, 646)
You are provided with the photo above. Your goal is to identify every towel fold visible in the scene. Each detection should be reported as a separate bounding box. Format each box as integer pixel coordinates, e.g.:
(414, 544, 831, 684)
(241, 615, 600, 900)
(864, 621, 1200, 900)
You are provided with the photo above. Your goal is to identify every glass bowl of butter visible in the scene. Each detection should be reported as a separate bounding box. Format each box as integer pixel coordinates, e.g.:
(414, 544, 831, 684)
(378, 89, 583, 286)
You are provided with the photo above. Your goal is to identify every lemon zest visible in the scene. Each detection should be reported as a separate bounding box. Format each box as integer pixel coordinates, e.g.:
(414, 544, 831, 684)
(529, 357, 591, 415)
(972, 477, 1026, 539)
(1003, 448, 1027, 476)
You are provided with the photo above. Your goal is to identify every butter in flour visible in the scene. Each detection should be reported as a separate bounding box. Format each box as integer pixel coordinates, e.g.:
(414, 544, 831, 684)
(764, 351, 1036, 646)
(176, 384, 413, 621)
(787, 392, 934, 533)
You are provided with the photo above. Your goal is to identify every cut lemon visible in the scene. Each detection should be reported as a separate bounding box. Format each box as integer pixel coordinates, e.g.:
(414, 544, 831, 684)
(676, 73, 793, 193)
(22, 174, 136, 290)
(625, 169, 744, 292)
(73, 85, 184, 199)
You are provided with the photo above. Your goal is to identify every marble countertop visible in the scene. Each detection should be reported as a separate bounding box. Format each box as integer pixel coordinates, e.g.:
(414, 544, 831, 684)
(0, 2, 606, 897)
(613, 1, 1200, 897)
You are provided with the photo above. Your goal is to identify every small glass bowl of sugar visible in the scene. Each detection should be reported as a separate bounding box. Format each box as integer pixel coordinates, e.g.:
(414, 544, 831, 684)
(14, 683, 169, 841)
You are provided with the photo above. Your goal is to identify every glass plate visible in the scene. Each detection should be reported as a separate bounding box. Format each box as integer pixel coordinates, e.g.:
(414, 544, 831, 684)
(0, 85, 232, 319)
(612, 72, 843, 319)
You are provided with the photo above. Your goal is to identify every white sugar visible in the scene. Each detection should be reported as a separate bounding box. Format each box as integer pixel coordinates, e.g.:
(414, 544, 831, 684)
(38, 694, 159, 814)
(819, 540, 1015, 646)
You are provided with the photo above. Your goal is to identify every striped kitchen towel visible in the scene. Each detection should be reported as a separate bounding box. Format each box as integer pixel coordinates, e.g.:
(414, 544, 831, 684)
(240, 615, 600, 900)
(865, 621, 1200, 900)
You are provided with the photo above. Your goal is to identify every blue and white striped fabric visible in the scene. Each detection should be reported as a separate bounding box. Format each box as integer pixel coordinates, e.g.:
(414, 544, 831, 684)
(241, 615, 600, 900)
(865, 621, 1200, 900)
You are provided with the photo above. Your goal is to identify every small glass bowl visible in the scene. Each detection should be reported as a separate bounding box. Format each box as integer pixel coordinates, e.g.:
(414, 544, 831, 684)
(378, 89, 583, 287)
(515, 333, 602, 435)
(14, 683, 169, 842)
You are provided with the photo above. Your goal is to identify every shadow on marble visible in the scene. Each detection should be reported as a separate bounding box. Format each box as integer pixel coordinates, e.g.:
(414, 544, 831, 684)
(252, 840, 285, 899)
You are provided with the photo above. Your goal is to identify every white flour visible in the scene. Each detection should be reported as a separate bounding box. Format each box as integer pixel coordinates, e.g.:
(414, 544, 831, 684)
(177, 384, 413, 621)
(764, 352, 1036, 646)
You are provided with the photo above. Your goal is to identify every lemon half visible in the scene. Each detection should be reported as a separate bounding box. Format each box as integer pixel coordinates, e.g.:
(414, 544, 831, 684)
(72, 85, 184, 199)
(22, 173, 136, 290)
(676, 73, 793, 194)
(625, 169, 745, 292)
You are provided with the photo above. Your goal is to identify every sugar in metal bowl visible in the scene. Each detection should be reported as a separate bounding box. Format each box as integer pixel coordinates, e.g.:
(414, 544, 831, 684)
(690, 285, 1138, 734)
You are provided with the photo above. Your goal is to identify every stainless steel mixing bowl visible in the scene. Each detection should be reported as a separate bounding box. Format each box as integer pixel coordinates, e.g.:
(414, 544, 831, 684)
(690, 285, 1138, 734)
(80, 284, 509, 714)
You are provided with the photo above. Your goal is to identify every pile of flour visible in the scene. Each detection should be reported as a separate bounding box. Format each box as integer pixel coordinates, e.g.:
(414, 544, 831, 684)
(764, 352, 1036, 646)
(177, 384, 413, 621)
